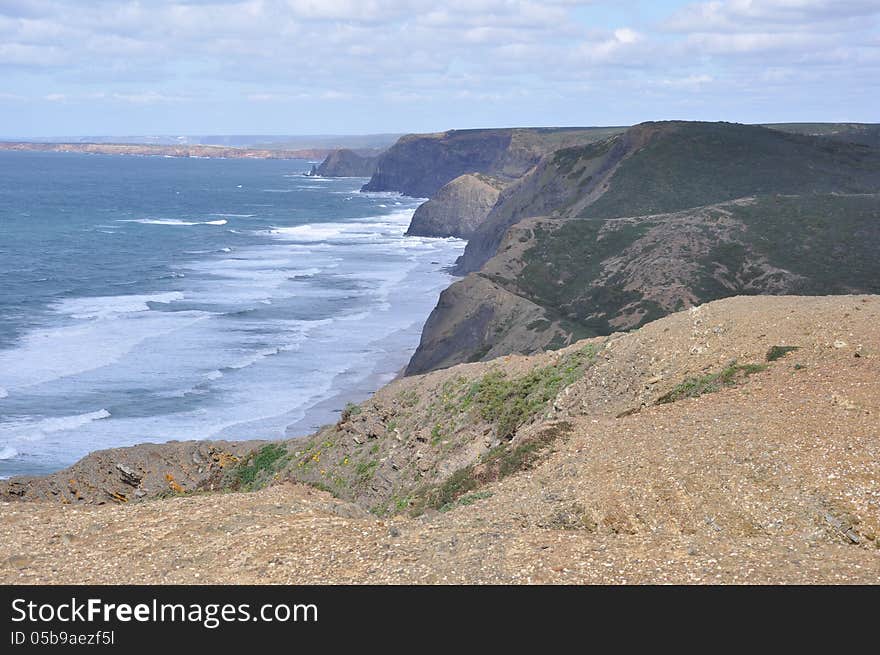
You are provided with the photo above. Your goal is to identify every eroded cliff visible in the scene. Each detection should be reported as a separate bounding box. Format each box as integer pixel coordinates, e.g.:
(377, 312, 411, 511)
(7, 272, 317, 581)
(315, 148, 380, 177)
(408, 122, 880, 373)
(405, 173, 505, 239)
(362, 127, 625, 198)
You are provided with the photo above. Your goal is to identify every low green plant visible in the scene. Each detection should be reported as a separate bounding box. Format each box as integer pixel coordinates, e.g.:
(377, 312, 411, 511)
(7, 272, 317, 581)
(340, 402, 362, 422)
(356, 459, 378, 482)
(657, 362, 767, 404)
(465, 345, 596, 438)
(408, 422, 572, 516)
(232, 443, 289, 490)
(766, 345, 800, 361)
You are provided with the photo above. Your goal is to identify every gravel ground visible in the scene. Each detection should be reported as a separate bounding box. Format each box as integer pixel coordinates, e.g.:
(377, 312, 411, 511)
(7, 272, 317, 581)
(2, 295, 878, 584)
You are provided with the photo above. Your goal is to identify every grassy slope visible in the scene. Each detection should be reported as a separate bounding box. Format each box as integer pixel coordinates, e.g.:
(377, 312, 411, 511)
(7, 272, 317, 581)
(728, 194, 880, 293)
(433, 121, 880, 367)
(510, 194, 880, 339)
(458, 121, 880, 275)
(581, 122, 880, 219)
(763, 123, 880, 148)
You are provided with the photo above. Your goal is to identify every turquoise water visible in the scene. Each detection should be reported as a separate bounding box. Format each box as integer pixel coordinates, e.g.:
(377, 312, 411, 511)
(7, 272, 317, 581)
(0, 151, 463, 477)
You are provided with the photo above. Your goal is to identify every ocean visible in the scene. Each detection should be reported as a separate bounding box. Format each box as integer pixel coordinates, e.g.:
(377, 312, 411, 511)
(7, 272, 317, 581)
(0, 151, 464, 478)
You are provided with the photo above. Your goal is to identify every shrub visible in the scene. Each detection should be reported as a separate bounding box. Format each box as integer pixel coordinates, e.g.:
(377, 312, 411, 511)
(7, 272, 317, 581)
(232, 443, 289, 490)
(465, 345, 596, 438)
(340, 402, 362, 422)
(766, 345, 800, 361)
(657, 362, 767, 404)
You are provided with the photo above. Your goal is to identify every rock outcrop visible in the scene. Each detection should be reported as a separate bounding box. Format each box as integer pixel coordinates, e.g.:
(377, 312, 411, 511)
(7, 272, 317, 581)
(405, 173, 505, 239)
(279, 294, 880, 523)
(0, 439, 263, 504)
(314, 148, 380, 177)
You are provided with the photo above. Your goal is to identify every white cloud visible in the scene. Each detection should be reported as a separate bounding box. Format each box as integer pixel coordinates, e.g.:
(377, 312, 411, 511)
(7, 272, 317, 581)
(110, 91, 186, 104)
(0, 0, 877, 130)
(658, 73, 714, 88)
(667, 0, 880, 32)
(574, 27, 647, 64)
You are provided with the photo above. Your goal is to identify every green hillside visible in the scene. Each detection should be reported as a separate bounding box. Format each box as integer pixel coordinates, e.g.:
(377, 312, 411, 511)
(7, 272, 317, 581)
(510, 193, 880, 338)
(582, 122, 880, 219)
(457, 121, 880, 274)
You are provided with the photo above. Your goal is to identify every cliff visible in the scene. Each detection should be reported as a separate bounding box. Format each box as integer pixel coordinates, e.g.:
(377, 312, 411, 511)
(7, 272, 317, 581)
(314, 148, 380, 177)
(405, 173, 505, 239)
(407, 121, 880, 374)
(361, 127, 625, 198)
(4, 295, 878, 583)
(458, 121, 880, 274)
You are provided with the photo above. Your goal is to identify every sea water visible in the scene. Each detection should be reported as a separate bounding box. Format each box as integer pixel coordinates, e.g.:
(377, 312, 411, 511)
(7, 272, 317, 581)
(0, 151, 464, 477)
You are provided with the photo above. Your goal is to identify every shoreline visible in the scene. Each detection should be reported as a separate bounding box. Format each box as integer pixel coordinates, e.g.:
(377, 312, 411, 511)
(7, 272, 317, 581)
(0, 141, 332, 161)
(0, 176, 461, 481)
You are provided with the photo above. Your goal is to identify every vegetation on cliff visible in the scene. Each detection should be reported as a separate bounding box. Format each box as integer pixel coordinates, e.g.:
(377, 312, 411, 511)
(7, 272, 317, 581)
(409, 122, 880, 374)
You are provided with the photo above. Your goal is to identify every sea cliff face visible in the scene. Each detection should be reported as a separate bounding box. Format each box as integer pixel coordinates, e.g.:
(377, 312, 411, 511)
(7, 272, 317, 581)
(405, 121, 880, 374)
(362, 130, 514, 198)
(361, 127, 625, 198)
(315, 149, 380, 177)
(405, 173, 504, 239)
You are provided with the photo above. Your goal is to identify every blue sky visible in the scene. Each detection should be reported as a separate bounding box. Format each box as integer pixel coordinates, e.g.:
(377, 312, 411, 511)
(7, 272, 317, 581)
(1, 0, 878, 136)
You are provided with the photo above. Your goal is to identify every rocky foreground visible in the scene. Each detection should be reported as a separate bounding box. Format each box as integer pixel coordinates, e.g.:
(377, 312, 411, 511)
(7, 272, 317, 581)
(1, 295, 878, 583)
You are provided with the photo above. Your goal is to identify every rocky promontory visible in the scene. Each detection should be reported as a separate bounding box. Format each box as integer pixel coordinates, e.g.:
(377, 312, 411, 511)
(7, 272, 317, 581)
(406, 121, 880, 374)
(313, 148, 380, 177)
(405, 173, 505, 239)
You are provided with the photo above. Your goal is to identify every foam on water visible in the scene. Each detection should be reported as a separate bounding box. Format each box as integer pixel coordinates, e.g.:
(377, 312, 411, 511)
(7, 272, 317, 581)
(121, 218, 228, 226)
(0, 155, 465, 476)
(0, 410, 111, 443)
(57, 292, 185, 320)
(0, 305, 210, 390)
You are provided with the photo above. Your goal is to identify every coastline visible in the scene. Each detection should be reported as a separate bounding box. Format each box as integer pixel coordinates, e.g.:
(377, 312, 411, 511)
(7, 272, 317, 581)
(0, 154, 461, 480)
(282, 315, 458, 438)
(0, 141, 332, 161)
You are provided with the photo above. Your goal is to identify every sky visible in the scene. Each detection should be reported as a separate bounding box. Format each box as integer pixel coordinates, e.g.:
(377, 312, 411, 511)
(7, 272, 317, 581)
(0, 0, 878, 136)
